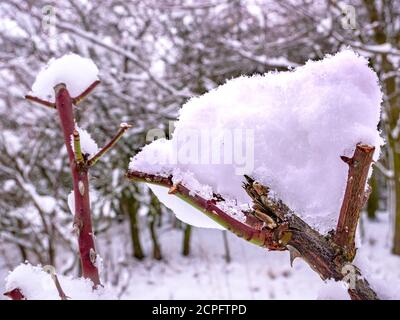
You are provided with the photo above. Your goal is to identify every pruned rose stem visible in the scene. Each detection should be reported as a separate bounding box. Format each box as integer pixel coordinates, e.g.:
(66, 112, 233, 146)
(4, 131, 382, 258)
(126, 145, 378, 300)
(54, 83, 100, 286)
(6, 81, 129, 299)
(334, 144, 375, 261)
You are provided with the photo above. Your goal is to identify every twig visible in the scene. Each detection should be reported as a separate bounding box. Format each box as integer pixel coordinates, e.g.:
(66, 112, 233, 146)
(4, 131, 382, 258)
(52, 274, 69, 300)
(43, 265, 69, 300)
(87, 123, 132, 167)
(127, 171, 282, 249)
(24, 80, 100, 109)
(334, 144, 375, 261)
(72, 80, 100, 105)
(53, 83, 100, 286)
(25, 95, 55, 109)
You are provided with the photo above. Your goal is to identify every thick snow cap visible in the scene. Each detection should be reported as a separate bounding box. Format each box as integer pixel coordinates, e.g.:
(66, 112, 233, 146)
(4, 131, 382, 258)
(130, 50, 383, 232)
(31, 53, 99, 102)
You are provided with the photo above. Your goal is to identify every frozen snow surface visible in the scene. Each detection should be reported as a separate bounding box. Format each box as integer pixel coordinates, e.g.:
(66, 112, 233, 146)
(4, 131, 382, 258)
(2, 213, 399, 300)
(5, 263, 115, 300)
(31, 53, 99, 102)
(317, 279, 350, 300)
(130, 50, 383, 232)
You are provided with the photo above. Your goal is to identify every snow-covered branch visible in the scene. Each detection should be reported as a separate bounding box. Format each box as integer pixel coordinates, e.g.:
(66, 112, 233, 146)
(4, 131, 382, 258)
(334, 145, 375, 260)
(127, 147, 379, 300)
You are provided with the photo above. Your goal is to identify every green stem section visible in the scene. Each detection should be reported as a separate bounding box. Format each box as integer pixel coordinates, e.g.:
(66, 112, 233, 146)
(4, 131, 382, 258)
(73, 129, 84, 164)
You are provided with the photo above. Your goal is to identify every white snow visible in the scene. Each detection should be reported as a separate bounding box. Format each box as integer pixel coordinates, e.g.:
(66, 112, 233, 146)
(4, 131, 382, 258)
(2, 212, 399, 300)
(31, 53, 99, 102)
(317, 279, 350, 300)
(130, 50, 383, 231)
(5, 263, 114, 300)
(148, 184, 223, 229)
(353, 216, 400, 300)
(71, 126, 99, 157)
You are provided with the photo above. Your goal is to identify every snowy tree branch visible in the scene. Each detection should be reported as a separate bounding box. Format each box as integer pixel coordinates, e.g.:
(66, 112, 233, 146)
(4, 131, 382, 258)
(126, 171, 284, 250)
(18, 77, 130, 296)
(334, 144, 375, 261)
(127, 143, 379, 301)
(24, 95, 56, 109)
(72, 80, 100, 105)
(87, 123, 132, 167)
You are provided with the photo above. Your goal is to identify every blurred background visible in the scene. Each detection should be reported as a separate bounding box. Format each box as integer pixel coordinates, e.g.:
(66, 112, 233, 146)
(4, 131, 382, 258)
(0, 0, 399, 299)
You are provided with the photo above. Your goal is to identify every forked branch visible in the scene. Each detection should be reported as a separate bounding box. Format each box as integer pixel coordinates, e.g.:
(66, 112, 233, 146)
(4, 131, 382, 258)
(24, 80, 100, 109)
(127, 144, 378, 300)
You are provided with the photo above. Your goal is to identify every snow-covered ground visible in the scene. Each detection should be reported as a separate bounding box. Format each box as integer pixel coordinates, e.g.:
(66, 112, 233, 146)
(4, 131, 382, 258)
(116, 213, 400, 300)
(1, 212, 400, 299)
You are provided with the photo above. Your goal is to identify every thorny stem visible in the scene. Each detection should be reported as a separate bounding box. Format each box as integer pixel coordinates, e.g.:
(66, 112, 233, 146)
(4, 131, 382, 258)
(11, 81, 128, 299)
(126, 171, 283, 249)
(87, 123, 132, 167)
(126, 144, 379, 300)
(54, 83, 100, 287)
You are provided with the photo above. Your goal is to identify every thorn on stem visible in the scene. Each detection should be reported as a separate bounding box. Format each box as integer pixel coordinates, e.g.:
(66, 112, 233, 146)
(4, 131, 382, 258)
(341, 155, 354, 166)
(72, 219, 83, 237)
(287, 245, 302, 267)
